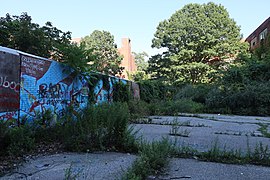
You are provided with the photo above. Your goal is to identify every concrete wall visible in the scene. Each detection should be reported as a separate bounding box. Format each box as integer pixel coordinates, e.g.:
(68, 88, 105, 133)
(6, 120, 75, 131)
(0, 46, 139, 124)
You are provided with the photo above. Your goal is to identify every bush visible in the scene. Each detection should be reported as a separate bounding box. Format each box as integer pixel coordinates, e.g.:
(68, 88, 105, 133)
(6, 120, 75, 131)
(128, 100, 150, 119)
(0, 121, 11, 155)
(148, 99, 204, 115)
(7, 125, 35, 156)
(113, 81, 131, 102)
(205, 82, 270, 115)
(139, 80, 176, 103)
(174, 84, 212, 104)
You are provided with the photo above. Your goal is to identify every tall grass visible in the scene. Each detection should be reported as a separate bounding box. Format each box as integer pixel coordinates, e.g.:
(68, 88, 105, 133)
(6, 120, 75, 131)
(62, 102, 138, 152)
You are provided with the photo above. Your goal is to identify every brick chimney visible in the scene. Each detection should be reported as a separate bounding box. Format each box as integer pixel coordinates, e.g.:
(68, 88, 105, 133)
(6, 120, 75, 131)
(118, 38, 137, 79)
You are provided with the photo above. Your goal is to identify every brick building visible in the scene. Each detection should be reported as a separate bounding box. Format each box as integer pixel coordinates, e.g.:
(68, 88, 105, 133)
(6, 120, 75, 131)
(246, 17, 270, 50)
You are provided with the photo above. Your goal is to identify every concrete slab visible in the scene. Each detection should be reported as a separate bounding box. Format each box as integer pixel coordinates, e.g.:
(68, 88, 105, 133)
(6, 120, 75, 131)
(133, 114, 270, 152)
(1, 152, 136, 180)
(1, 114, 270, 179)
(158, 158, 270, 180)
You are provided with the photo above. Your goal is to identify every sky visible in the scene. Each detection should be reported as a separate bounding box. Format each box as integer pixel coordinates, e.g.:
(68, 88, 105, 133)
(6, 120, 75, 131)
(1, 0, 270, 56)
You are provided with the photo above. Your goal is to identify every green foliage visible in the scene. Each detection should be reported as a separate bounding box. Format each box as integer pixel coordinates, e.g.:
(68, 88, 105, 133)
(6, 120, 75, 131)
(113, 81, 131, 102)
(139, 80, 176, 103)
(0, 12, 95, 77)
(200, 139, 243, 164)
(56, 43, 95, 75)
(169, 118, 191, 137)
(258, 123, 270, 138)
(0, 121, 11, 155)
(149, 99, 204, 115)
(149, 2, 247, 83)
(0, 13, 72, 59)
(0, 120, 35, 157)
(7, 125, 35, 156)
(131, 71, 149, 82)
(81, 30, 123, 75)
(64, 163, 82, 180)
(128, 100, 150, 120)
(206, 81, 270, 115)
(63, 102, 136, 152)
(123, 138, 172, 179)
(132, 51, 149, 71)
(173, 62, 217, 84)
(174, 84, 212, 104)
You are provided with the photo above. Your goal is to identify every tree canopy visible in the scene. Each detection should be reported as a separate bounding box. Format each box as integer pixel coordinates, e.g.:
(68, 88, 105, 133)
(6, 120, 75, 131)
(80, 30, 123, 75)
(149, 2, 248, 84)
(0, 13, 72, 60)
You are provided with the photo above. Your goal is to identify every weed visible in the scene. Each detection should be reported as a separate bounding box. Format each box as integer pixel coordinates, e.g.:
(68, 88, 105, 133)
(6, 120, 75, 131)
(169, 118, 191, 137)
(258, 123, 270, 138)
(64, 163, 82, 180)
(123, 138, 172, 179)
(251, 142, 270, 165)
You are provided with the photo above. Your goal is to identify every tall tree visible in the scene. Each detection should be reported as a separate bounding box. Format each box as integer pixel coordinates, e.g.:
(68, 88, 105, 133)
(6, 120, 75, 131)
(0, 13, 72, 59)
(149, 2, 248, 84)
(80, 30, 123, 75)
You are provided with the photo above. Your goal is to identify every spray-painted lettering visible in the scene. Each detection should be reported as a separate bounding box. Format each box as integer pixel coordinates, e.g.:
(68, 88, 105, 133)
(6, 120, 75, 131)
(0, 76, 20, 92)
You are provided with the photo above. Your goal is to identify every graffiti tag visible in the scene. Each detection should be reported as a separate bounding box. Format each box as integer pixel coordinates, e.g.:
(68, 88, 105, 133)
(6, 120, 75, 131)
(0, 76, 20, 92)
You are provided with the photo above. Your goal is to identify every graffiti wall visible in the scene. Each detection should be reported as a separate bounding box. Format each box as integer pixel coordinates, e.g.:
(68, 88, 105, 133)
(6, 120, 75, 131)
(20, 54, 89, 120)
(0, 46, 139, 124)
(0, 49, 20, 121)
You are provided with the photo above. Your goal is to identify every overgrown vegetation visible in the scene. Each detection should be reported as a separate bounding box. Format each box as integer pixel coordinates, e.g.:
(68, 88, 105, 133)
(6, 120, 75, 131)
(0, 102, 139, 176)
(136, 41, 270, 116)
(123, 137, 270, 180)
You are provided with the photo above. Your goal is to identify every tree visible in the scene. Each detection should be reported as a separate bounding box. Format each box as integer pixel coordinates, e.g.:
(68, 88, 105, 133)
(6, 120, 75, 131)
(149, 2, 247, 84)
(80, 30, 123, 75)
(131, 51, 149, 81)
(132, 51, 149, 71)
(0, 13, 72, 59)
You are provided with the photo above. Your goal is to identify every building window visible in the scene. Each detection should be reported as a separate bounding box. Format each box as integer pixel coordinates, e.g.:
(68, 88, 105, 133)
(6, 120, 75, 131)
(251, 37, 257, 48)
(259, 28, 268, 40)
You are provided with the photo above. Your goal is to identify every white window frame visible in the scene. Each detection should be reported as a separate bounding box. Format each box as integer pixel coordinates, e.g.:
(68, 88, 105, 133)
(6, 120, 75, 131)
(259, 28, 268, 40)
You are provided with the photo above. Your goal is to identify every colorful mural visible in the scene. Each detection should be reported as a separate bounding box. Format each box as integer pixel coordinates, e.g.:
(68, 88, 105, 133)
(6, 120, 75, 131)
(0, 46, 139, 124)
(20, 54, 89, 120)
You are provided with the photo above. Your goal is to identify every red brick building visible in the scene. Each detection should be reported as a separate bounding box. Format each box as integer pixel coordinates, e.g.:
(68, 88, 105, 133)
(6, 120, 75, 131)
(246, 17, 270, 50)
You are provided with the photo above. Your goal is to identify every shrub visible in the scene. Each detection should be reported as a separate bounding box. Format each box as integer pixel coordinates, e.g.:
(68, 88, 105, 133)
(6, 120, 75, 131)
(174, 84, 212, 104)
(149, 99, 204, 115)
(139, 80, 176, 103)
(63, 102, 137, 152)
(7, 125, 35, 156)
(113, 81, 131, 102)
(205, 82, 270, 115)
(123, 138, 172, 179)
(128, 100, 150, 119)
(0, 121, 11, 155)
